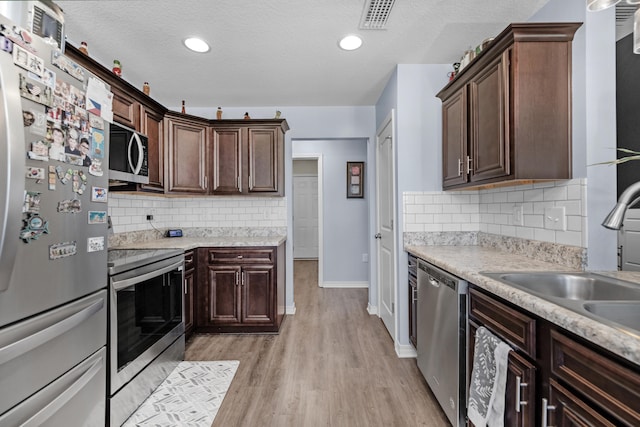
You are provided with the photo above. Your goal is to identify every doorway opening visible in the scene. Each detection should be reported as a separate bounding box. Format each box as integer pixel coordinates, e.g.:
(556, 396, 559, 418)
(292, 155, 324, 287)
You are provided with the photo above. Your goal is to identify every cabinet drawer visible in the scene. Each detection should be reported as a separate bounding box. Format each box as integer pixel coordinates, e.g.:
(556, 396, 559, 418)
(550, 329, 640, 426)
(468, 287, 536, 357)
(206, 247, 275, 265)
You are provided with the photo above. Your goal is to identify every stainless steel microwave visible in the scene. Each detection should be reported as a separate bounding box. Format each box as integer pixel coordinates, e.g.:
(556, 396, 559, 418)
(109, 122, 149, 184)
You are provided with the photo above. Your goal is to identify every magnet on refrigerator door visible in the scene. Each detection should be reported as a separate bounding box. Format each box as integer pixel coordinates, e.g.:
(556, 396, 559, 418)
(87, 236, 105, 253)
(20, 214, 49, 243)
(49, 241, 77, 259)
(57, 199, 81, 214)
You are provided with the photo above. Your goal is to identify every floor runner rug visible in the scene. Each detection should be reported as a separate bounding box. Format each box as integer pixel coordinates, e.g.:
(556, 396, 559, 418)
(123, 360, 239, 427)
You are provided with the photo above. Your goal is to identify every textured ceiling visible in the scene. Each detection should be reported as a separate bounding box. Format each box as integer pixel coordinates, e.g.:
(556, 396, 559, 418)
(57, 0, 551, 108)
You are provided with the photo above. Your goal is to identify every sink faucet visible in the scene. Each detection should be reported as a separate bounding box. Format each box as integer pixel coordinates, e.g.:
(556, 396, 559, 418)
(602, 181, 640, 230)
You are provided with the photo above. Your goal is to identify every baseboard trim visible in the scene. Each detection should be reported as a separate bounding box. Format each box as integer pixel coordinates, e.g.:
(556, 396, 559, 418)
(286, 304, 296, 315)
(367, 303, 378, 315)
(321, 281, 368, 289)
(395, 342, 417, 358)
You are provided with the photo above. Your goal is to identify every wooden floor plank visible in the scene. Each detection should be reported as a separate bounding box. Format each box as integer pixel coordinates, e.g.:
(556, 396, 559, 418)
(185, 260, 450, 426)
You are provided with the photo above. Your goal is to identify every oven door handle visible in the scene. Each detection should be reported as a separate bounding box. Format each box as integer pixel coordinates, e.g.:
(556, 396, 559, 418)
(112, 260, 184, 291)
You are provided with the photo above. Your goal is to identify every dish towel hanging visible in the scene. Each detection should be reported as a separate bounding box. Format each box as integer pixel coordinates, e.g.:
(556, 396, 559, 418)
(468, 326, 512, 427)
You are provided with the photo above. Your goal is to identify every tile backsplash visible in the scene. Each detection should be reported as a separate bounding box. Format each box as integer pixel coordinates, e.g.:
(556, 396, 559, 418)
(403, 179, 587, 248)
(108, 194, 287, 234)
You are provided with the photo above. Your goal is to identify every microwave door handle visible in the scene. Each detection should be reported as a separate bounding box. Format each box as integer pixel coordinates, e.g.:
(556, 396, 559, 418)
(128, 133, 143, 175)
(0, 51, 26, 293)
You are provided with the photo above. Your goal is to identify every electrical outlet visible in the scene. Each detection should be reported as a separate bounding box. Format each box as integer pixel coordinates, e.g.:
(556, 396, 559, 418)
(544, 207, 566, 231)
(362, 253, 369, 263)
(512, 204, 524, 226)
(146, 214, 153, 221)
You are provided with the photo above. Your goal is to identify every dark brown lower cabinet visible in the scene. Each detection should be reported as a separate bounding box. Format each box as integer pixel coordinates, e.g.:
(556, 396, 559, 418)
(469, 285, 640, 427)
(548, 379, 616, 427)
(197, 245, 285, 333)
(468, 319, 536, 427)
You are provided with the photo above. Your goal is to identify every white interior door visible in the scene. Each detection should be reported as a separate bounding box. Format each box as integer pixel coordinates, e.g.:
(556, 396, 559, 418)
(293, 175, 319, 259)
(376, 114, 396, 340)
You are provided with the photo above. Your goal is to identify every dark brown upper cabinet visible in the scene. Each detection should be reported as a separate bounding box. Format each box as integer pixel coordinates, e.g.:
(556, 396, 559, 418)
(437, 23, 581, 190)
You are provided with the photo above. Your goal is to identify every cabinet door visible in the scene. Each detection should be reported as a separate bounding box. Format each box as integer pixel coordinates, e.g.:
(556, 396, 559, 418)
(548, 379, 616, 426)
(184, 267, 195, 337)
(442, 87, 468, 188)
(166, 117, 208, 194)
(409, 274, 417, 349)
(111, 89, 139, 129)
(205, 265, 241, 325)
(140, 107, 164, 192)
(211, 127, 242, 195)
(247, 127, 282, 195)
(469, 52, 510, 183)
(505, 351, 536, 427)
(241, 265, 274, 325)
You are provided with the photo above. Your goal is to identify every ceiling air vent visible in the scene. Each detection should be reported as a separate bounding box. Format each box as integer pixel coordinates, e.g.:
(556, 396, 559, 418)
(359, 0, 396, 30)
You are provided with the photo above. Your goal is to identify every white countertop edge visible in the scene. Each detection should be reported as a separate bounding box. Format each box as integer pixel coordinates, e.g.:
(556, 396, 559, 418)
(406, 244, 640, 366)
(111, 235, 287, 251)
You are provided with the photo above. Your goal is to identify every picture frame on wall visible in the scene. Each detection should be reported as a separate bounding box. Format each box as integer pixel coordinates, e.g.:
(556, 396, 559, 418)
(347, 161, 364, 199)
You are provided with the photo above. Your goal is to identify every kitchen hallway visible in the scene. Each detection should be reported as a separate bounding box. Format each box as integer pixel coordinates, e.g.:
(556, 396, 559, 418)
(185, 260, 450, 426)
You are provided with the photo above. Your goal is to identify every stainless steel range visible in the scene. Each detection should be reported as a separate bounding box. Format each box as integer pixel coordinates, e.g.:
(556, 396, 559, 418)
(107, 248, 185, 427)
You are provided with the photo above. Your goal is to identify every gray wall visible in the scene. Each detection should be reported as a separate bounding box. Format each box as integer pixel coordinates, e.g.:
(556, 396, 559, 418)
(293, 139, 369, 283)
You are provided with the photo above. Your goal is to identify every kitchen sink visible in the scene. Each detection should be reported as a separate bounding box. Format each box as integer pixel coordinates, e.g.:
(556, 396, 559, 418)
(482, 272, 640, 301)
(481, 271, 640, 335)
(583, 302, 640, 333)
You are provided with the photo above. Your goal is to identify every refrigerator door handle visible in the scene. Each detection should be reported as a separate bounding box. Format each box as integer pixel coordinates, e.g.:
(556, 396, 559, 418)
(128, 132, 144, 175)
(0, 299, 103, 365)
(20, 355, 103, 427)
(0, 47, 27, 293)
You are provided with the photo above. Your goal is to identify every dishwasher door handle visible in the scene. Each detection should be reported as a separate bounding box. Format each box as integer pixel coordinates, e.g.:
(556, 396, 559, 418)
(428, 276, 440, 287)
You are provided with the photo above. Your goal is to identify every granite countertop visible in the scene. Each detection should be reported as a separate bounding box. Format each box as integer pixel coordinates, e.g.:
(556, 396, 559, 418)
(405, 244, 640, 366)
(110, 235, 287, 251)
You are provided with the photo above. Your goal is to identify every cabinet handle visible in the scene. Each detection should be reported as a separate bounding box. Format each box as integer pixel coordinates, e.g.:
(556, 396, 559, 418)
(235, 271, 239, 285)
(541, 398, 556, 427)
(249, 174, 252, 191)
(237, 255, 243, 259)
(515, 375, 528, 413)
(204, 176, 207, 189)
(237, 176, 241, 191)
(457, 158, 463, 176)
(466, 155, 473, 174)
(241, 272, 245, 286)
(412, 287, 417, 303)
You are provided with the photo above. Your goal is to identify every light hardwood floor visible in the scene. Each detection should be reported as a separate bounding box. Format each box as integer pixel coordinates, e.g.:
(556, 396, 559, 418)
(185, 260, 450, 426)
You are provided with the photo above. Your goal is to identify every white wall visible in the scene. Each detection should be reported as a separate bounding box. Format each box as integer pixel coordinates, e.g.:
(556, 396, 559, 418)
(108, 194, 286, 233)
(404, 179, 588, 248)
(293, 139, 369, 284)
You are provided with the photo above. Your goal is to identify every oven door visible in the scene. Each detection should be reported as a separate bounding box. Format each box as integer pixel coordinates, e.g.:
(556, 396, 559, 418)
(109, 256, 184, 395)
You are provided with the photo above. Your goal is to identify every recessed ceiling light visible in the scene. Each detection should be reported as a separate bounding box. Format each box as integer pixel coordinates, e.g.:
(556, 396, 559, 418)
(184, 37, 210, 53)
(339, 35, 363, 51)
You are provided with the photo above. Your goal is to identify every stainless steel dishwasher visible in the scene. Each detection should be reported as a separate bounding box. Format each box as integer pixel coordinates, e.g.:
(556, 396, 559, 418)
(417, 259, 468, 427)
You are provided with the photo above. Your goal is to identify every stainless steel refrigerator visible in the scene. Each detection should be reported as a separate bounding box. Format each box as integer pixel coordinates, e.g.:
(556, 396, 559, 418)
(0, 1, 109, 425)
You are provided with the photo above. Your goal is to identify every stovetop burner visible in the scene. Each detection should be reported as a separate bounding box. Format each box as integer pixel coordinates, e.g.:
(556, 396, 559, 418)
(108, 248, 184, 275)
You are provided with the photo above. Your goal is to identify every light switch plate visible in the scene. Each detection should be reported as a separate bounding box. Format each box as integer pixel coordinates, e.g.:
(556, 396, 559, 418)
(544, 207, 566, 231)
(513, 204, 524, 226)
